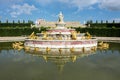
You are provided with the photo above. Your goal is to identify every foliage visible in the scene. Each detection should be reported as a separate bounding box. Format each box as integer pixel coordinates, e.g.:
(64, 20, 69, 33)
(0, 28, 40, 36)
(0, 27, 119, 37)
(0, 23, 32, 28)
(0, 20, 34, 28)
(75, 27, 120, 37)
(86, 22, 120, 28)
(39, 26, 48, 32)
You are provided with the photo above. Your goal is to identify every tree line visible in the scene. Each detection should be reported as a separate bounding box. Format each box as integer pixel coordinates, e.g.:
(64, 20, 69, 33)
(0, 27, 119, 37)
(0, 20, 34, 28)
(86, 20, 120, 28)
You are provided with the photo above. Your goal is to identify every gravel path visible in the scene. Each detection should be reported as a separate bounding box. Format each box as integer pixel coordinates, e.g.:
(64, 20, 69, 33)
(0, 37, 120, 42)
(94, 37, 120, 42)
(0, 37, 27, 42)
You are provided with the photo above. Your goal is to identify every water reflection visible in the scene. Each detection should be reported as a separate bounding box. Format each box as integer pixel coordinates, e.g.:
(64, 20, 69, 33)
(25, 49, 96, 72)
(0, 42, 120, 80)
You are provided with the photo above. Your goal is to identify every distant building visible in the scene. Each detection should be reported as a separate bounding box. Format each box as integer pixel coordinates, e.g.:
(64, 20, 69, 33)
(34, 18, 86, 28)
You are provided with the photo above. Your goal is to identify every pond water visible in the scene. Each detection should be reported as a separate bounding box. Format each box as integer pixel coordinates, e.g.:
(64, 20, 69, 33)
(0, 42, 120, 80)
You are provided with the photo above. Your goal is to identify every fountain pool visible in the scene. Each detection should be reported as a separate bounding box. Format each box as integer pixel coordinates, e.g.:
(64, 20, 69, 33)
(0, 42, 120, 80)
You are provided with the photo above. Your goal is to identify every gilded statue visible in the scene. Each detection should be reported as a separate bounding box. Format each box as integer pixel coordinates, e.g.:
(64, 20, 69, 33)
(43, 31, 48, 40)
(28, 32, 38, 39)
(85, 32, 91, 39)
(71, 31, 77, 40)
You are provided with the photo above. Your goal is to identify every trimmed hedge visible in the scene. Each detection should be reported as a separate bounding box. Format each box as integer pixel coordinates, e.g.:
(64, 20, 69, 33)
(0, 23, 32, 28)
(75, 28, 120, 37)
(86, 23, 120, 28)
(0, 28, 120, 37)
(0, 28, 40, 36)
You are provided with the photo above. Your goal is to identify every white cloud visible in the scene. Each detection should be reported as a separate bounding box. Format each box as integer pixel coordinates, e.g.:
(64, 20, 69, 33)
(36, 0, 120, 11)
(35, 0, 54, 6)
(68, 0, 98, 10)
(51, 14, 58, 18)
(99, 0, 120, 11)
(36, 0, 98, 10)
(0, 0, 23, 5)
(10, 3, 37, 18)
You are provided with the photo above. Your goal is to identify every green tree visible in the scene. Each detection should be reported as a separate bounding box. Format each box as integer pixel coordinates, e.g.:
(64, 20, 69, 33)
(96, 20, 98, 24)
(23, 20, 25, 24)
(101, 20, 103, 23)
(113, 20, 115, 23)
(18, 20, 20, 24)
(13, 20, 15, 24)
(28, 20, 34, 24)
(106, 20, 108, 23)
(89, 20, 93, 24)
(6, 19, 8, 23)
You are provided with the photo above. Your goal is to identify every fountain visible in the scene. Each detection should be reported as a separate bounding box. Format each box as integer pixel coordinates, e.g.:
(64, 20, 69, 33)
(23, 12, 98, 52)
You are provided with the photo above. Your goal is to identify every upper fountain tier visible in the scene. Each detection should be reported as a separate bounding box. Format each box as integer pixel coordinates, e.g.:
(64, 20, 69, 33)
(55, 12, 66, 29)
(47, 12, 75, 34)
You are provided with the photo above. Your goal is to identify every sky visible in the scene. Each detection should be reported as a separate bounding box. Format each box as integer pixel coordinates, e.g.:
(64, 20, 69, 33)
(0, 0, 120, 24)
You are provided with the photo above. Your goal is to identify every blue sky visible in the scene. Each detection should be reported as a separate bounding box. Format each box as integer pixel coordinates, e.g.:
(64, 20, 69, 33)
(0, 0, 120, 24)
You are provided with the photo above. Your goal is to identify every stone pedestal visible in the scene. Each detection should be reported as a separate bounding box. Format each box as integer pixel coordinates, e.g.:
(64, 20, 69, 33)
(56, 22, 66, 29)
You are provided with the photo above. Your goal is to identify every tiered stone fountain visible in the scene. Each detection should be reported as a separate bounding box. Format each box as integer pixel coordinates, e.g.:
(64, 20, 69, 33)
(24, 12, 98, 52)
